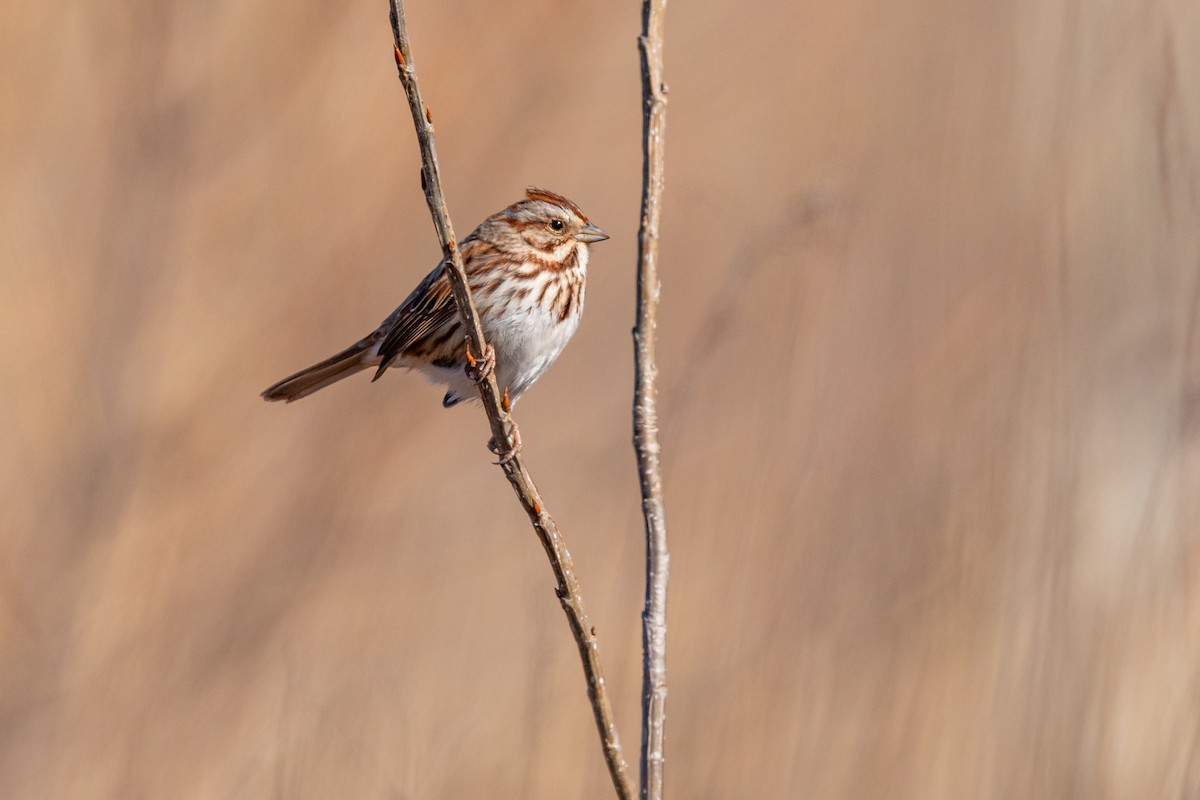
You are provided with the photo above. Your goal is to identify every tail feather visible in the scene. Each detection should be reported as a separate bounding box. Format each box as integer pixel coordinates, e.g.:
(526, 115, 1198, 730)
(261, 335, 380, 403)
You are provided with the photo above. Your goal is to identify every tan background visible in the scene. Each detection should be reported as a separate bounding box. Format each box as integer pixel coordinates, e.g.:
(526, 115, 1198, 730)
(3, 0, 1200, 797)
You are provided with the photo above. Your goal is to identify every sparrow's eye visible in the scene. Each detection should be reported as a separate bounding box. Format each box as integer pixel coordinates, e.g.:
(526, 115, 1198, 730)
(549, 219, 565, 231)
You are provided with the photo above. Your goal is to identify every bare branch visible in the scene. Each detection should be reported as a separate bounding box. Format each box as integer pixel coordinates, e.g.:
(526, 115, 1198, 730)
(635, 1, 670, 799)
(386, 3, 634, 799)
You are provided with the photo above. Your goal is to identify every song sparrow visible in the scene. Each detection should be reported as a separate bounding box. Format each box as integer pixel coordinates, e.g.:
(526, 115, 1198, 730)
(262, 187, 607, 414)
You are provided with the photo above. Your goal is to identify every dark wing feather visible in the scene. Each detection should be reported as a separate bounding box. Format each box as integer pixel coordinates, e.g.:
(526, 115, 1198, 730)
(372, 267, 455, 380)
(371, 237, 488, 380)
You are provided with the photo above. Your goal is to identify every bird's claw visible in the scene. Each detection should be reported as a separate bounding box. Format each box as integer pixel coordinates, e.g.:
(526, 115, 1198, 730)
(465, 342, 496, 385)
(488, 422, 522, 466)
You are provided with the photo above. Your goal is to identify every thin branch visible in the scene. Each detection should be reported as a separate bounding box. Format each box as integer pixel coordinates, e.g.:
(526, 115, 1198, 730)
(634, 1, 670, 799)
(385, 4, 635, 799)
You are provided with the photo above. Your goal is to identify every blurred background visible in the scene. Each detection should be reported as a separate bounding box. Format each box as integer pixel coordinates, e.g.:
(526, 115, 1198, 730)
(2, 0, 1199, 797)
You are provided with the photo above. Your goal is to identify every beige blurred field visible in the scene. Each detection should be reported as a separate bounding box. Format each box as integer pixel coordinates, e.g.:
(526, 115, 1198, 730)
(3, 0, 1200, 797)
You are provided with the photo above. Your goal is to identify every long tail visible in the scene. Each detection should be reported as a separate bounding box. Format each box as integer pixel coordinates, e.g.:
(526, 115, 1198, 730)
(261, 334, 381, 403)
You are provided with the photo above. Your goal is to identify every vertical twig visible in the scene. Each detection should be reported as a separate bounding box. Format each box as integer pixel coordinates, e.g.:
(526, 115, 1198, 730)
(635, 1, 670, 799)
(385, 4, 635, 799)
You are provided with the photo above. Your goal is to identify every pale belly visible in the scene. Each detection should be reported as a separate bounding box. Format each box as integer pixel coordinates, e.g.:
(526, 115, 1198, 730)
(487, 295, 583, 401)
(408, 281, 584, 406)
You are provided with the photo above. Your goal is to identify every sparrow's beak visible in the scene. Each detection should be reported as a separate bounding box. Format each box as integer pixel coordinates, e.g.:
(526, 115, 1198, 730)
(576, 223, 610, 243)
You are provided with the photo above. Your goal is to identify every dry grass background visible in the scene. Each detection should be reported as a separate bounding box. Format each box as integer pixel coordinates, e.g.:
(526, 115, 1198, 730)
(2, 0, 1200, 797)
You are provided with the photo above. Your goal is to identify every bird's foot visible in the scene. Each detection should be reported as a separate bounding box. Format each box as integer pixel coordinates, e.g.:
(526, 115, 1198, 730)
(464, 342, 495, 385)
(488, 422, 522, 466)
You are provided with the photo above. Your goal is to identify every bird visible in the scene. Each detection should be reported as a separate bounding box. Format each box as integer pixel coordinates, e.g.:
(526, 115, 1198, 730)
(261, 187, 608, 455)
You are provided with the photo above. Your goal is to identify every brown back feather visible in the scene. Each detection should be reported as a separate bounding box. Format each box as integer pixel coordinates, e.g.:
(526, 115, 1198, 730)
(372, 237, 494, 378)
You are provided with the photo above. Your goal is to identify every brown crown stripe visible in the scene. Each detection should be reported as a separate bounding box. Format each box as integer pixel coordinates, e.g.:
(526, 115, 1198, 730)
(522, 187, 588, 221)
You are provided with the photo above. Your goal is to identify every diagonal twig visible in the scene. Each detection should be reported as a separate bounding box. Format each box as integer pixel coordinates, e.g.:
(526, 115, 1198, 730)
(634, 1, 670, 798)
(386, 3, 634, 798)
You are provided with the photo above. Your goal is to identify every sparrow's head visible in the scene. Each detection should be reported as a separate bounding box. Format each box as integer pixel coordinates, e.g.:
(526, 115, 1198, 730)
(489, 187, 609, 258)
